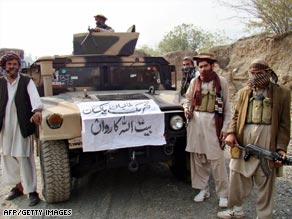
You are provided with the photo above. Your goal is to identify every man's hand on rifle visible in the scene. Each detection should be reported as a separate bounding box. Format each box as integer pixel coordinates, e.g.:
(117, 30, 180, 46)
(275, 150, 286, 166)
(224, 133, 238, 147)
(93, 28, 101, 32)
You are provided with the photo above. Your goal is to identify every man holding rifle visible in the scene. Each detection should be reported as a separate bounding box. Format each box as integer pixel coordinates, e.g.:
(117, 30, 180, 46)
(80, 14, 114, 47)
(217, 59, 291, 219)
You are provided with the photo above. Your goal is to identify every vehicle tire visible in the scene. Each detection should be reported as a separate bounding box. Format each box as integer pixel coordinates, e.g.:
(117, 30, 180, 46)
(168, 137, 191, 182)
(40, 140, 71, 203)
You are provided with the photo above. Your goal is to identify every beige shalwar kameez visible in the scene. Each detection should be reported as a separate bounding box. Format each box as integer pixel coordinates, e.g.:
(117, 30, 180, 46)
(184, 76, 231, 198)
(228, 89, 275, 219)
(0, 75, 43, 193)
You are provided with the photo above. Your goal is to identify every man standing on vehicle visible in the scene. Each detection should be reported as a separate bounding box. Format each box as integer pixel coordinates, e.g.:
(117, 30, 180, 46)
(217, 59, 291, 219)
(0, 52, 43, 206)
(180, 56, 199, 96)
(183, 53, 231, 208)
(93, 14, 114, 32)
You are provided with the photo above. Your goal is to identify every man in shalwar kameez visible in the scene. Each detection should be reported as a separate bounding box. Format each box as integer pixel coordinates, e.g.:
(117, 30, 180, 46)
(217, 59, 291, 219)
(183, 53, 231, 208)
(0, 52, 43, 206)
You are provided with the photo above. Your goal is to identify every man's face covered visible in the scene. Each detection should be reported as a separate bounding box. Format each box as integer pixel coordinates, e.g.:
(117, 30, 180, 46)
(248, 69, 271, 89)
(182, 60, 194, 73)
(247, 59, 276, 89)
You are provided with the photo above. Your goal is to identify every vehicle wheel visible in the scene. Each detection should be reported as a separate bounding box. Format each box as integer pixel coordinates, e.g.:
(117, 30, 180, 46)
(168, 138, 191, 182)
(40, 140, 71, 203)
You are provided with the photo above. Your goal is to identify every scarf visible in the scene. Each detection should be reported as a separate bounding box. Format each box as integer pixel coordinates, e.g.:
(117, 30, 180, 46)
(247, 71, 271, 89)
(181, 67, 196, 95)
(192, 71, 224, 149)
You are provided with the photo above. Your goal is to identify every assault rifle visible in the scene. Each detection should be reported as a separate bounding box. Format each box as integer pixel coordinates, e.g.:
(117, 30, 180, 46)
(235, 144, 292, 177)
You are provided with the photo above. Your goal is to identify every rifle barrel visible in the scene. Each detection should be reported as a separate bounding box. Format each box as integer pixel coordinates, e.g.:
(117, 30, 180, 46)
(235, 144, 292, 165)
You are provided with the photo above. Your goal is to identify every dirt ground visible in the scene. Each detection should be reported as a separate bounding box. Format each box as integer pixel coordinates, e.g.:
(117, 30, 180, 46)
(0, 145, 291, 219)
(0, 102, 291, 219)
(273, 144, 292, 218)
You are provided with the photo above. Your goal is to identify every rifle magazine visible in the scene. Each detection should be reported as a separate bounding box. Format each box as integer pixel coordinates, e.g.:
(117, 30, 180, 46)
(259, 158, 271, 177)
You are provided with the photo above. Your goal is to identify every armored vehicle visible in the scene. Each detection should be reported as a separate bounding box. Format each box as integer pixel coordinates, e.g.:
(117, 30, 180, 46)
(27, 30, 188, 203)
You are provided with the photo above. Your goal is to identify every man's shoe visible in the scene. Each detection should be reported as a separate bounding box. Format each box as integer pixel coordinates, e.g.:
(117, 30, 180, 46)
(5, 187, 24, 200)
(28, 192, 40, 206)
(217, 208, 245, 219)
(219, 197, 228, 208)
(193, 189, 210, 202)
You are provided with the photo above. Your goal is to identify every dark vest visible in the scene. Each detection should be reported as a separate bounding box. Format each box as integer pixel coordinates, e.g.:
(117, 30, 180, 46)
(0, 74, 35, 138)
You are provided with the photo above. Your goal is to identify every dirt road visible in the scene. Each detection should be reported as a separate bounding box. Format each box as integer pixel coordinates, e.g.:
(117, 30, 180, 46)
(0, 149, 291, 219)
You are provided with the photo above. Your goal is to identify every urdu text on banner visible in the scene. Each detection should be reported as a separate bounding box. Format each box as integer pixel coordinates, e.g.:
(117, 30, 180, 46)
(76, 99, 166, 151)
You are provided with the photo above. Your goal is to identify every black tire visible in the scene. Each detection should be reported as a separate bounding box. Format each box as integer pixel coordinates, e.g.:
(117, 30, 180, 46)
(40, 140, 71, 203)
(169, 138, 191, 182)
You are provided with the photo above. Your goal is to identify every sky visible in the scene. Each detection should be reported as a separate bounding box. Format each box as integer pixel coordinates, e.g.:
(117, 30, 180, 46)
(0, 0, 248, 58)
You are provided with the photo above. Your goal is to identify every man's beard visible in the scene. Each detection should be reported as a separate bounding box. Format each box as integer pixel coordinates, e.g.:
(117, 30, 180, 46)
(200, 69, 214, 82)
(6, 68, 19, 79)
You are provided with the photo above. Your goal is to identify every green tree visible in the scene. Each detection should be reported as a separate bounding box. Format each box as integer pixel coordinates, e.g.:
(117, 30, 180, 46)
(136, 45, 162, 56)
(220, 0, 292, 35)
(157, 23, 231, 54)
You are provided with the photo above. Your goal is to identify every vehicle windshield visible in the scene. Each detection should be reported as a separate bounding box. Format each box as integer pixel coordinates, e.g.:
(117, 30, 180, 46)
(52, 66, 161, 91)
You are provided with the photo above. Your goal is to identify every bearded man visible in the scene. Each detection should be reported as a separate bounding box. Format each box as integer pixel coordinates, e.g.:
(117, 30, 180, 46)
(217, 59, 291, 219)
(183, 53, 231, 208)
(0, 52, 43, 206)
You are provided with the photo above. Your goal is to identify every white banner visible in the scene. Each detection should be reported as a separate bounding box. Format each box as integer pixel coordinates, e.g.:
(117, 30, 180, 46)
(76, 99, 166, 152)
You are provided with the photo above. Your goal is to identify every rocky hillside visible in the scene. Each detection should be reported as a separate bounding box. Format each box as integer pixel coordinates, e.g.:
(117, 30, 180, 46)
(164, 32, 292, 101)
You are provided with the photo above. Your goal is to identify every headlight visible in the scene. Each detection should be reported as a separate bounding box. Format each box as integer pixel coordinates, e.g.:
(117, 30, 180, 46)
(170, 115, 184, 130)
(46, 113, 63, 129)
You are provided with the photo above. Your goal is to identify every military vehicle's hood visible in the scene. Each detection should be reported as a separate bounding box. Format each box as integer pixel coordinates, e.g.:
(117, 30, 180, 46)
(41, 90, 183, 111)
(39, 90, 184, 141)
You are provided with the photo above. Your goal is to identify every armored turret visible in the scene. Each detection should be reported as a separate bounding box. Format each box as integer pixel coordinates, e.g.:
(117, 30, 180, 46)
(73, 26, 139, 56)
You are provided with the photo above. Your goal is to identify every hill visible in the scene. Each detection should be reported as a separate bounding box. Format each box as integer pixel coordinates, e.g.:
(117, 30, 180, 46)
(164, 32, 292, 100)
